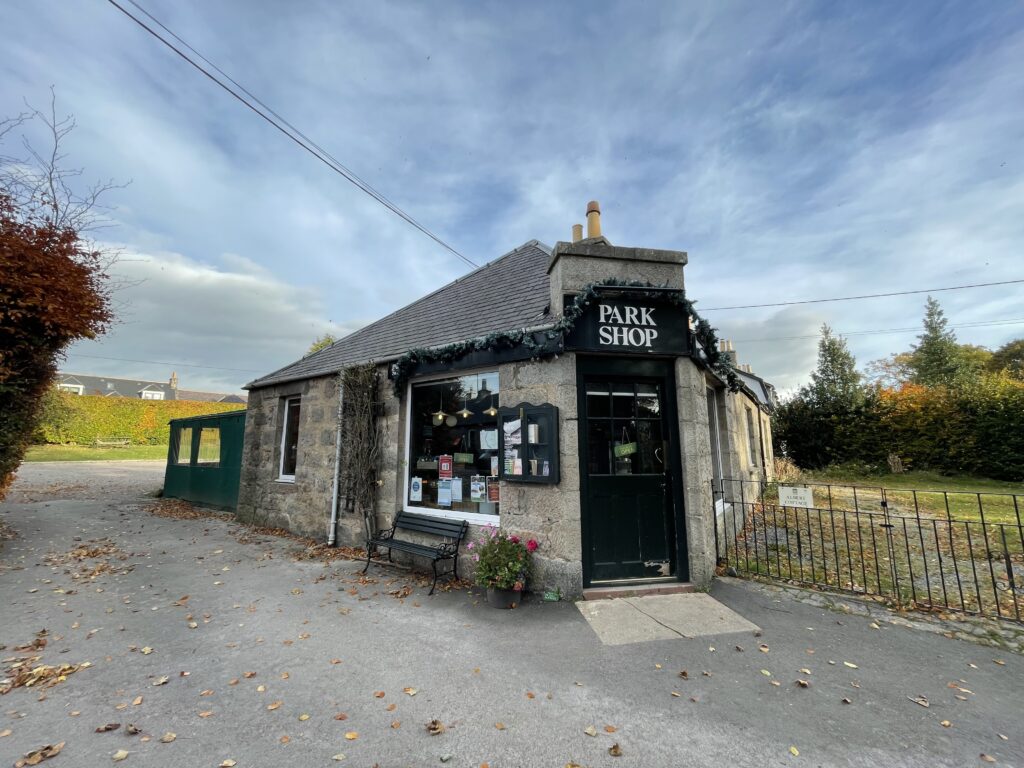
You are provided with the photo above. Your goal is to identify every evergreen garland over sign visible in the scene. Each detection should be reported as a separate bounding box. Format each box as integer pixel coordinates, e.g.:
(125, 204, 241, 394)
(389, 280, 737, 396)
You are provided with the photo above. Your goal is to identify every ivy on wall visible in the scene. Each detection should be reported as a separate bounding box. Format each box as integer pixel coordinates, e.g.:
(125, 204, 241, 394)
(389, 279, 737, 396)
(338, 363, 389, 541)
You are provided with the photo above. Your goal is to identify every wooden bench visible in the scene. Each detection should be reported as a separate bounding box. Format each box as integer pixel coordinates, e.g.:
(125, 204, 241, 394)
(363, 511, 468, 594)
(94, 437, 131, 448)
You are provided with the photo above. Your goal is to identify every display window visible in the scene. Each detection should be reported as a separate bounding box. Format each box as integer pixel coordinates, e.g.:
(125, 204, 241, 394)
(405, 371, 500, 520)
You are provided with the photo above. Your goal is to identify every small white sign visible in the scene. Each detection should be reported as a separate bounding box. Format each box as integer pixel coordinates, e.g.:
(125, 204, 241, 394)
(409, 476, 423, 503)
(778, 485, 813, 508)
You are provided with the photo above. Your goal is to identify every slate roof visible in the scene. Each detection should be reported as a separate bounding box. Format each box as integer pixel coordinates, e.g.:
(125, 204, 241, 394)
(57, 373, 247, 403)
(736, 369, 778, 412)
(247, 240, 554, 389)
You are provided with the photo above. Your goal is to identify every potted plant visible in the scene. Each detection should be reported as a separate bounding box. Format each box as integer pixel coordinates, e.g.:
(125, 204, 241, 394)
(468, 526, 538, 609)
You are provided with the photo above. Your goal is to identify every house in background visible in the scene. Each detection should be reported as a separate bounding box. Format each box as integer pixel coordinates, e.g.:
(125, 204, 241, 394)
(56, 371, 247, 404)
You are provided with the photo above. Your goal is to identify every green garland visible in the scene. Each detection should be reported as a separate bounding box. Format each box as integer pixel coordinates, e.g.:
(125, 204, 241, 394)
(389, 280, 737, 396)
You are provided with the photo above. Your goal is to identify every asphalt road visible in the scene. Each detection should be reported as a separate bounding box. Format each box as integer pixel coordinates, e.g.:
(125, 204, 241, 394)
(1, 462, 1020, 767)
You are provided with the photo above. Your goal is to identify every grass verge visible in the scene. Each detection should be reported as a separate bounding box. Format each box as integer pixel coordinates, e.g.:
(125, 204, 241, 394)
(24, 444, 168, 462)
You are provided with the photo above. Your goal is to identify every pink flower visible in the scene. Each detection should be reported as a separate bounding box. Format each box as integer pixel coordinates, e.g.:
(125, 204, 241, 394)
(466, 541, 474, 550)
(509, 535, 520, 544)
(472, 554, 480, 562)
(526, 539, 539, 553)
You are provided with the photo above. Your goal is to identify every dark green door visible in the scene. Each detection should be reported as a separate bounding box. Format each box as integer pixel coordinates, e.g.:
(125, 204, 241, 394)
(579, 360, 681, 584)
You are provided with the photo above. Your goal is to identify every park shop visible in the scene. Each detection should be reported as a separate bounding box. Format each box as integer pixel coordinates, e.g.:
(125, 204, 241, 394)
(237, 203, 776, 598)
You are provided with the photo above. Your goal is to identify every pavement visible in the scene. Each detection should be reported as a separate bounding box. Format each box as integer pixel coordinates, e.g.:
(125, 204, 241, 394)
(1, 461, 1021, 768)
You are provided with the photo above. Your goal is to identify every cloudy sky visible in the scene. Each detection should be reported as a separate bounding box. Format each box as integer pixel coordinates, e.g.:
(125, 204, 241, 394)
(2, 1, 1022, 394)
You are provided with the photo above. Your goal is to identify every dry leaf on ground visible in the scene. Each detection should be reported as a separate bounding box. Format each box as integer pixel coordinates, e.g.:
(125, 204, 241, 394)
(344, 731, 359, 740)
(426, 719, 445, 735)
(608, 743, 623, 757)
(159, 733, 176, 743)
(96, 723, 120, 732)
(112, 750, 129, 762)
(584, 726, 597, 737)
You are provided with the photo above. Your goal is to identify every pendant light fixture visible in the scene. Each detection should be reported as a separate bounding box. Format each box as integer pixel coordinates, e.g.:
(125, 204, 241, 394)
(432, 392, 448, 426)
(458, 389, 473, 420)
(484, 390, 498, 418)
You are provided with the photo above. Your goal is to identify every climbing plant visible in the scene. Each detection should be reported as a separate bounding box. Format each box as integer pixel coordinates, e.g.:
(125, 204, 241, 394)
(389, 279, 736, 396)
(338, 363, 388, 541)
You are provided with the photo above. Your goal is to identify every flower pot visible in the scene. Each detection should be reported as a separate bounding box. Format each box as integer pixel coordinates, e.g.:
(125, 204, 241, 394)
(486, 587, 522, 609)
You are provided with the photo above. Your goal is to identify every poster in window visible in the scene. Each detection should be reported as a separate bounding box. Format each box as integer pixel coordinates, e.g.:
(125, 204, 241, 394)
(490, 455, 499, 476)
(438, 454, 454, 479)
(480, 429, 498, 450)
(470, 476, 485, 501)
(487, 477, 500, 502)
(451, 477, 463, 502)
(409, 477, 423, 503)
(438, 479, 453, 507)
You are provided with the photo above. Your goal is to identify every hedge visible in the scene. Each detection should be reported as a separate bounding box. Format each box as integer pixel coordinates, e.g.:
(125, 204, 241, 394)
(35, 391, 245, 446)
(774, 373, 1024, 481)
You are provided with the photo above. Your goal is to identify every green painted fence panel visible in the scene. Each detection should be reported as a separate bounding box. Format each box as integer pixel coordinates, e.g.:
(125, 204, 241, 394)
(163, 410, 245, 510)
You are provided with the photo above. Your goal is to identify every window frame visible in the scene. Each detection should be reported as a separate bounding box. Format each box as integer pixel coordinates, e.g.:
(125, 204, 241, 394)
(141, 389, 165, 400)
(196, 426, 221, 467)
(278, 395, 301, 482)
(745, 405, 758, 466)
(58, 383, 84, 395)
(402, 367, 501, 525)
(175, 426, 193, 466)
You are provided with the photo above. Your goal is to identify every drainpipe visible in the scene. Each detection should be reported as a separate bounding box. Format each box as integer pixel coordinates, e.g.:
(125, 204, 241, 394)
(327, 374, 345, 546)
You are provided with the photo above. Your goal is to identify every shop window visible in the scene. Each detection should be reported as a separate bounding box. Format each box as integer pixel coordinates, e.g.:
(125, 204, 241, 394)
(197, 427, 221, 465)
(584, 380, 665, 476)
(176, 427, 193, 465)
(406, 372, 499, 519)
(279, 396, 301, 481)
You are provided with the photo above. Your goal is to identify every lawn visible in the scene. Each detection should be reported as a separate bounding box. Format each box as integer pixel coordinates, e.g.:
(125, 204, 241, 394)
(24, 444, 169, 462)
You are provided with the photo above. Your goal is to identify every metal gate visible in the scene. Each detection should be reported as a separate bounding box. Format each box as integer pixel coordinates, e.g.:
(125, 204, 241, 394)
(713, 478, 1024, 623)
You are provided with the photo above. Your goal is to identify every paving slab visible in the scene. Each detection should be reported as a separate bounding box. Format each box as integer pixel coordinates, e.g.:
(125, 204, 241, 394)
(577, 592, 760, 644)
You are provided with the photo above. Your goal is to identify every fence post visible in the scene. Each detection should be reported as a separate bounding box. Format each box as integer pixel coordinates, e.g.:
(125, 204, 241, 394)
(880, 490, 901, 608)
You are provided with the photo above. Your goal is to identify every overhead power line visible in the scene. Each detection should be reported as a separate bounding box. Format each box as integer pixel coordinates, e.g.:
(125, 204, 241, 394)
(65, 352, 264, 373)
(700, 278, 1024, 312)
(106, 0, 479, 269)
(733, 317, 1024, 344)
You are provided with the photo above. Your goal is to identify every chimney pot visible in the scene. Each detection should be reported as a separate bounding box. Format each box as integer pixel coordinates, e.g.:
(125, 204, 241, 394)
(571, 223, 583, 242)
(586, 200, 602, 238)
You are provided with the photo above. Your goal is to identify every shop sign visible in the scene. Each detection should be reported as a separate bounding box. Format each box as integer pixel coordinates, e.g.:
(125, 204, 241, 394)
(778, 485, 813, 508)
(438, 455, 453, 479)
(565, 297, 689, 355)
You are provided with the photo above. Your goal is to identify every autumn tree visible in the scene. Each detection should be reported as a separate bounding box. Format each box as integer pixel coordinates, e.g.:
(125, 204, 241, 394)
(988, 338, 1024, 380)
(306, 332, 337, 356)
(0, 98, 116, 497)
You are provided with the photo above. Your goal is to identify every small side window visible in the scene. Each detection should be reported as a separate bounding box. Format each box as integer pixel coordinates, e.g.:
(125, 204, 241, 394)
(176, 427, 193, 465)
(197, 427, 221, 466)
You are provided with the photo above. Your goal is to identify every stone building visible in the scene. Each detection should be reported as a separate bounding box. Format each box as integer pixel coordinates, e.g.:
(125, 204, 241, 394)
(237, 203, 775, 598)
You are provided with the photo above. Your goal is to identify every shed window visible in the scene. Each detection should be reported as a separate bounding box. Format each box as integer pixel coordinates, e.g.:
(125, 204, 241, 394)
(279, 396, 301, 481)
(176, 427, 193, 465)
(197, 427, 221, 465)
(406, 372, 499, 519)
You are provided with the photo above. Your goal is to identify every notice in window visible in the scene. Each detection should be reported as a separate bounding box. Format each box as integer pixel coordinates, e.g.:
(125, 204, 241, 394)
(410, 477, 423, 503)
(437, 479, 452, 507)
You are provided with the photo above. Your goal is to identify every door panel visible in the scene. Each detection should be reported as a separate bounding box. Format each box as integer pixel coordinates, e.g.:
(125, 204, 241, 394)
(581, 371, 676, 583)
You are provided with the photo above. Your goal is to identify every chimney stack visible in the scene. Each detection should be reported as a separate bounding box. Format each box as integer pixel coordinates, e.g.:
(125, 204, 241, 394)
(571, 223, 583, 242)
(169, 371, 179, 389)
(586, 200, 602, 239)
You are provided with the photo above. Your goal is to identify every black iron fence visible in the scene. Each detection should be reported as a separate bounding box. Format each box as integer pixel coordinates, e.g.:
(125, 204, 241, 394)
(713, 478, 1024, 623)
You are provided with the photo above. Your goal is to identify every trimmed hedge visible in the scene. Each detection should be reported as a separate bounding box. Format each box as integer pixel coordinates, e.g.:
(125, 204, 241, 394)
(36, 391, 245, 446)
(774, 373, 1024, 481)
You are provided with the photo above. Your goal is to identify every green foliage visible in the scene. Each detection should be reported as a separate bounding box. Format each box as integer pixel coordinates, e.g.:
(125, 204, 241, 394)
(805, 325, 862, 409)
(307, 333, 337, 356)
(988, 338, 1024, 379)
(35, 392, 244, 446)
(390, 280, 735, 396)
(908, 296, 982, 387)
(470, 527, 537, 590)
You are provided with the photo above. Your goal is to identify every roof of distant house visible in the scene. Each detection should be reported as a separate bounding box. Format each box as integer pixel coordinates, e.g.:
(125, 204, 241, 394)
(57, 373, 247, 403)
(247, 240, 553, 389)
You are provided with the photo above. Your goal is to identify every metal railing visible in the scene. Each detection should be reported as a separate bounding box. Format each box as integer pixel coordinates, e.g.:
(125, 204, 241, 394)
(712, 478, 1024, 623)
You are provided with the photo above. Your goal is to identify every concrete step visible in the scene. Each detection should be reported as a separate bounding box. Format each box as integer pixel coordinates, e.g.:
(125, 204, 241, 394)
(582, 582, 696, 600)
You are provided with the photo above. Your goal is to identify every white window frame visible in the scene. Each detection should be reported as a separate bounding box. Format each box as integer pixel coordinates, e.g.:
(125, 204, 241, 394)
(141, 389, 165, 400)
(278, 395, 301, 482)
(402, 367, 500, 525)
(58, 384, 84, 395)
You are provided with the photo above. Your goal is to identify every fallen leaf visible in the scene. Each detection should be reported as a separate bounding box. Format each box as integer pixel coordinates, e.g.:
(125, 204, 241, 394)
(526, 692, 535, 699)
(0, 729, 11, 738)
(980, 755, 996, 763)
(199, 711, 213, 718)
(141, 647, 153, 655)
(374, 691, 385, 698)
(604, 725, 617, 733)
(390, 720, 400, 729)
(654, 663, 662, 669)
(735, 645, 744, 652)
(403, 687, 418, 696)
(678, 670, 689, 680)
(96, 723, 121, 733)
(268, 701, 283, 711)
(200, 690, 213, 697)
(386, 703, 397, 712)
(279, 735, 290, 745)
(584, 725, 598, 737)
(219, 761, 236, 768)
(761, 670, 772, 677)
(495, 722, 505, 730)
(940, 720, 952, 728)
(799, 668, 811, 675)
(908, 695, 930, 708)
(999, 734, 1008, 741)
(426, 719, 445, 735)
(330, 659, 342, 665)
(187, 622, 198, 629)
(298, 714, 309, 721)
(331, 754, 345, 762)
(796, 680, 810, 688)
(993, 660, 1005, 666)
(159, 733, 176, 743)
(112, 750, 129, 762)
(125, 724, 140, 735)
(770, 680, 781, 687)
(790, 746, 799, 757)
(843, 662, 858, 669)
(670, 691, 681, 697)
(228, 679, 239, 686)
(15, 742, 65, 768)
(152, 676, 169, 686)
(345, 731, 359, 740)
(759, 644, 770, 653)
(256, 685, 266, 692)
(116, 704, 128, 712)
(870, 622, 880, 629)
(841, 698, 852, 704)
(243, 671, 256, 678)
(132, 696, 143, 706)
(608, 743, 623, 757)
(334, 713, 348, 721)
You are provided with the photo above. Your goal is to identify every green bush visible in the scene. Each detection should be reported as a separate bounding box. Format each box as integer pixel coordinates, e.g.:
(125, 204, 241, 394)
(35, 392, 244, 445)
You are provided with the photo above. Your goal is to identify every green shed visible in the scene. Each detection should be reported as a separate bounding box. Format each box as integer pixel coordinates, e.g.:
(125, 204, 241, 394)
(163, 410, 246, 510)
